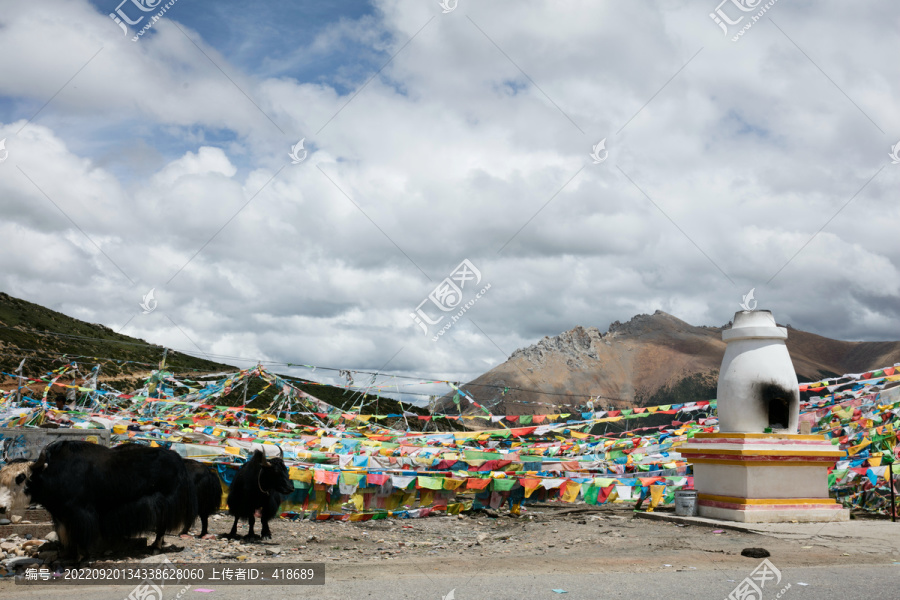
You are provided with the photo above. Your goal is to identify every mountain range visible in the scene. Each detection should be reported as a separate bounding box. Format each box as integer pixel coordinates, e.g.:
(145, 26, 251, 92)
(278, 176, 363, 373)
(5, 292, 898, 424)
(440, 310, 900, 416)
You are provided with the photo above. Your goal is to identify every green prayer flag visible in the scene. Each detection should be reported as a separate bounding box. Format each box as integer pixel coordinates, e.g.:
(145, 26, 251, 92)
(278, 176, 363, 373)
(491, 478, 516, 492)
(417, 476, 444, 490)
(341, 471, 363, 485)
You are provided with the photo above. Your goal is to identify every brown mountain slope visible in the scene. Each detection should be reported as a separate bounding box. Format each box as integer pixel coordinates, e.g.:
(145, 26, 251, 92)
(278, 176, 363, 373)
(444, 311, 900, 416)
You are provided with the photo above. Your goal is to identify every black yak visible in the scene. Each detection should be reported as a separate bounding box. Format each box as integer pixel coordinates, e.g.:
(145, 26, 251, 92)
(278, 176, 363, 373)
(180, 459, 222, 538)
(225, 448, 292, 540)
(25, 441, 197, 560)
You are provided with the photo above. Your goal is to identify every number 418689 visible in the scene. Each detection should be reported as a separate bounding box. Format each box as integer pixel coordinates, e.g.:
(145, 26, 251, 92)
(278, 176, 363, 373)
(271, 568, 314, 580)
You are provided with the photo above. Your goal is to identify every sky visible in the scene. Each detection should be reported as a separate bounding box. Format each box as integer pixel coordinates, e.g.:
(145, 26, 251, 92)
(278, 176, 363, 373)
(0, 0, 898, 401)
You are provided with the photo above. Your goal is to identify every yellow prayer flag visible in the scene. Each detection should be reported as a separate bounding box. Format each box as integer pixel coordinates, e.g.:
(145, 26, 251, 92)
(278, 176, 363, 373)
(443, 478, 466, 491)
(289, 467, 313, 482)
(648, 485, 665, 512)
(848, 438, 871, 456)
(561, 480, 580, 503)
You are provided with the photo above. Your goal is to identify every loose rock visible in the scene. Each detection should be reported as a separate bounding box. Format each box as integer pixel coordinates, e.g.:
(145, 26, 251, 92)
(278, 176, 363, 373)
(741, 548, 771, 559)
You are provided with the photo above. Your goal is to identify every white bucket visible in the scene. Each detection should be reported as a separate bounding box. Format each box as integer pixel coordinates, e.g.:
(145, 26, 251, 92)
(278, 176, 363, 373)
(674, 489, 698, 516)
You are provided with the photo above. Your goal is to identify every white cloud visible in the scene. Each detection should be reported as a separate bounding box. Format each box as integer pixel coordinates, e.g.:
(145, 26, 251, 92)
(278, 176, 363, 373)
(0, 0, 898, 391)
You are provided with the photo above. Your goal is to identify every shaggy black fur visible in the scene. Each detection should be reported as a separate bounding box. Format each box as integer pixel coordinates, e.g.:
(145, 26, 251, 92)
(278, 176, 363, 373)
(226, 450, 292, 540)
(25, 440, 197, 560)
(181, 459, 222, 537)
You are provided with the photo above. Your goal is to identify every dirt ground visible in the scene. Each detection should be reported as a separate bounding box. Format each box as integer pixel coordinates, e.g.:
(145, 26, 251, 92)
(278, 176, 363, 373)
(13, 503, 893, 578)
(3, 504, 899, 599)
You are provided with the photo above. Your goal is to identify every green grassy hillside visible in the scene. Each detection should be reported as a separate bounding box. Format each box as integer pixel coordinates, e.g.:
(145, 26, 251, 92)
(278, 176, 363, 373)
(0, 291, 428, 426)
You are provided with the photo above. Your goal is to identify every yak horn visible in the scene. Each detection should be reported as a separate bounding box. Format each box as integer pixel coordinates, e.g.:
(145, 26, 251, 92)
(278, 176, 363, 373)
(277, 444, 284, 460)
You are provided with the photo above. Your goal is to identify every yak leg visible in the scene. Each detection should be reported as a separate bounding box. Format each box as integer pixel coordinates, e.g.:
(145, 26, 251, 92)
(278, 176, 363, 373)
(260, 517, 272, 540)
(151, 522, 166, 550)
(244, 514, 257, 539)
(56, 522, 69, 553)
(199, 513, 209, 538)
(180, 517, 194, 536)
(226, 515, 240, 539)
(58, 522, 83, 563)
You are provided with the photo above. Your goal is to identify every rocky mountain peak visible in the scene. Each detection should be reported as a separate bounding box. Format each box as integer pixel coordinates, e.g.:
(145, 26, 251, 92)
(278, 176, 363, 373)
(509, 324, 605, 365)
(604, 310, 699, 339)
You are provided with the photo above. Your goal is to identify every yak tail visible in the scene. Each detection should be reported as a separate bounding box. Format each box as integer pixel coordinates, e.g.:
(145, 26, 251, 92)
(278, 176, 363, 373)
(197, 467, 223, 517)
(171, 475, 200, 534)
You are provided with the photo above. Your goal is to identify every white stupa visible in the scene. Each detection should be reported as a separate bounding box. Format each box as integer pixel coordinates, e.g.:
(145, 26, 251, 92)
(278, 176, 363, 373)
(679, 309, 848, 523)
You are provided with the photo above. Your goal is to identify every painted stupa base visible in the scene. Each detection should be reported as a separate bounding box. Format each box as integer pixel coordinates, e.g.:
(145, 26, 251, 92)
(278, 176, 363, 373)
(679, 432, 849, 523)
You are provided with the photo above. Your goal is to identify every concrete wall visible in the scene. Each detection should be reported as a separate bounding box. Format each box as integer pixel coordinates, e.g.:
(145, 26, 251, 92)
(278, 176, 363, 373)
(692, 463, 831, 499)
(0, 428, 110, 463)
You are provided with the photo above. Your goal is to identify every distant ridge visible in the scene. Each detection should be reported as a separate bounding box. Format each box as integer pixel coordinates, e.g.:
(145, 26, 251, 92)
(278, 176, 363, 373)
(441, 310, 900, 416)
